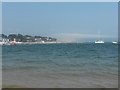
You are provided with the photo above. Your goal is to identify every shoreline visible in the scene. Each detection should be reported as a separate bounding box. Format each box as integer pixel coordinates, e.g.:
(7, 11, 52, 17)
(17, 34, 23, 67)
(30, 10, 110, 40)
(0, 42, 119, 46)
(3, 70, 118, 88)
(0, 41, 62, 46)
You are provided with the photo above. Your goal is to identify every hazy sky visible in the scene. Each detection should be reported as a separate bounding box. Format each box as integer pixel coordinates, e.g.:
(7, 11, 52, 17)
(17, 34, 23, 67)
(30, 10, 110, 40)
(0, 3, 2, 34)
(2, 2, 118, 42)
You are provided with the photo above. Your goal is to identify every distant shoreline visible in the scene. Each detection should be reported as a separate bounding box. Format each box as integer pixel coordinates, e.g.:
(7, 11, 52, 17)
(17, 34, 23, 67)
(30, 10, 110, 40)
(1, 42, 118, 46)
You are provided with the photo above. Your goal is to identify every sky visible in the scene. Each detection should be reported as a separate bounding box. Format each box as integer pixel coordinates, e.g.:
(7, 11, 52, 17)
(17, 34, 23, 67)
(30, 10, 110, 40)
(2, 2, 118, 42)
(0, 3, 2, 34)
(1, 0, 119, 2)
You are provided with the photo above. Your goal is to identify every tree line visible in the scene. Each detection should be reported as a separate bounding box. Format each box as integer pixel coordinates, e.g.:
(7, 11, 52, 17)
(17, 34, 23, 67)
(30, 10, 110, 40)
(1, 34, 57, 42)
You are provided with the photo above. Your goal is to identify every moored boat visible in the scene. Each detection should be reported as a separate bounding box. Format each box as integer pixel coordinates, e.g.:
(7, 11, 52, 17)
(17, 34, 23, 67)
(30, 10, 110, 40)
(95, 40, 104, 44)
(112, 41, 117, 44)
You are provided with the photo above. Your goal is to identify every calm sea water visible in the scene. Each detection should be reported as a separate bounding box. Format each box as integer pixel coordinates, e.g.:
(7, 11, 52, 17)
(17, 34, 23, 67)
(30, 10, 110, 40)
(2, 43, 118, 88)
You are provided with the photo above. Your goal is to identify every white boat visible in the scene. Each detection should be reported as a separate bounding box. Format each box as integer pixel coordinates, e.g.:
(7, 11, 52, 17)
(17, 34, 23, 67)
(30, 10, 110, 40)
(95, 40, 104, 44)
(112, 41, 117, 44)
(95, 31, 104, 44)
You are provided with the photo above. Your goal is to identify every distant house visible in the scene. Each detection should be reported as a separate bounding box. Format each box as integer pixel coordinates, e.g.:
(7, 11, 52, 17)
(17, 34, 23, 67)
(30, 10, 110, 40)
(35, 38, 42, 42)
(2, 38, 9, 42)
(25, 35, 35, 42)
(0, 34, 9, 42)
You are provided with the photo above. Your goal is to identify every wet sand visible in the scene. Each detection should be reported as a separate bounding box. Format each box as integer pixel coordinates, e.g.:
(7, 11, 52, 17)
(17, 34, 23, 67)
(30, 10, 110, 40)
(3, 70, 118, 88)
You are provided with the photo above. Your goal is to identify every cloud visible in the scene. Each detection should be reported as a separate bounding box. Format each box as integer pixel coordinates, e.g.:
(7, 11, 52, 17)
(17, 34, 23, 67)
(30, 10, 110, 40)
(53, 33, 117, 42)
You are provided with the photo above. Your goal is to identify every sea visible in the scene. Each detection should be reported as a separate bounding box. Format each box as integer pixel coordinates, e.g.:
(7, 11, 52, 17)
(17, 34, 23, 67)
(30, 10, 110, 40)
(2, 43, 118, 88)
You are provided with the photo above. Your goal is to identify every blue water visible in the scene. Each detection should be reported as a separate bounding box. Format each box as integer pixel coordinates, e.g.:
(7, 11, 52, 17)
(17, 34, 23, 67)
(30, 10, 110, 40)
(2, 43, 118, 88)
